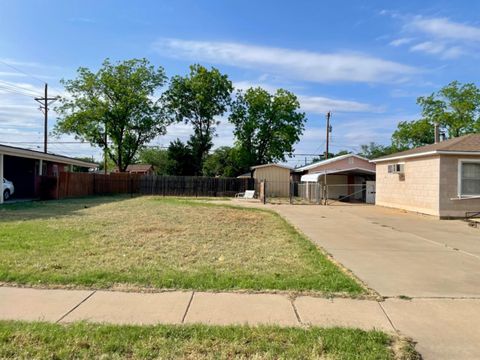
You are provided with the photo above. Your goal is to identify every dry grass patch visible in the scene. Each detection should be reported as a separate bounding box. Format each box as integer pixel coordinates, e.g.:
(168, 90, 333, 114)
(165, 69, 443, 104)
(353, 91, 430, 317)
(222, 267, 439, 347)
(0, 196, 363, 293)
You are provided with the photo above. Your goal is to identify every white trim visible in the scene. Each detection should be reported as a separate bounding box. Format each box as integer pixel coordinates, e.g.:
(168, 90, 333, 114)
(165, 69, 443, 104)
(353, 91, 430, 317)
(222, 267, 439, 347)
(371, 151, 438, 163)
(372, 150, 480, 163)
(457, 158, 480, 198)
(295, 154, 370, 172)
(0, 144, 97, 168)
(300, 167, 376, 182)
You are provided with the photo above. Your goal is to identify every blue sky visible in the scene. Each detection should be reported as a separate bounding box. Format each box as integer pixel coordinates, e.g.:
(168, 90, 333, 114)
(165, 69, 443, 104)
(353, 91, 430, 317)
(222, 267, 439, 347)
(1, 0, 479, 166)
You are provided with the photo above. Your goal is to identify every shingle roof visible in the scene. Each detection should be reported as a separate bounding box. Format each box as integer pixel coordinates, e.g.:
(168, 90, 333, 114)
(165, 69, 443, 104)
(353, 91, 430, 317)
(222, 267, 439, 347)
(373, 134, 480, 162)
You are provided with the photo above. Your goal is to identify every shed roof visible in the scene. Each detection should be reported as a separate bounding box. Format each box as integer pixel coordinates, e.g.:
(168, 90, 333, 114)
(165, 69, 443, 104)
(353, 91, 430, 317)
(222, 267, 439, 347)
(0, 144, 97, 168)
(250, 163, 292, 170)
(294, 154, 370, 172)
(372, 134, 480, 163)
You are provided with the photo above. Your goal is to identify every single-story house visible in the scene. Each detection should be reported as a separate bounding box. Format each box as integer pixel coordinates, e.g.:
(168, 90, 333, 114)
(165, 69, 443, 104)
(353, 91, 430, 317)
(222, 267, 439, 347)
(372, 133, 480, 218)
(293, 154, 376, 202)
(0, 144, 97, 203)
(126, 164, 155, 175)
(113, 164, 155, 175)
(247, 154, 376, 201)
(250, 163, 292, 197)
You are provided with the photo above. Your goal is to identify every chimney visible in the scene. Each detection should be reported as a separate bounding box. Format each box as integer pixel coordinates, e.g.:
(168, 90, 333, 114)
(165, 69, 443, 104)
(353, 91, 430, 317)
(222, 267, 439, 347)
(434, 122, 440, 144)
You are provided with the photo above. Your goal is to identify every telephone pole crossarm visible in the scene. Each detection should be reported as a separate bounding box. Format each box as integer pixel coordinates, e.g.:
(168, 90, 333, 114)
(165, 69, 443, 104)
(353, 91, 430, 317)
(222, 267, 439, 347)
(34, 83, 59, 153)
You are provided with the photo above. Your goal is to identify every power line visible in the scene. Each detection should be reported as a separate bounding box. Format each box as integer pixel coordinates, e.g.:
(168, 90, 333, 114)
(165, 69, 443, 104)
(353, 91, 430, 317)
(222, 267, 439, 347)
(0, 59, 46, 85)
(0, 84, 40, 98)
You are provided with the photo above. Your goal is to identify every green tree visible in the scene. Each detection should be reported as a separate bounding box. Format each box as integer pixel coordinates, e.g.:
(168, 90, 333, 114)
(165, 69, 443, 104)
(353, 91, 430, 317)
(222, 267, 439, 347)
(202, 146, 240, 177)
(392, 119, 434, 149)
(358, 142, 398, 160)
(229, 87, 306, 171)
(163, 64, 233, 175)
(166, 139, 195, 176)
(73, 156, 96, 172)
(137, 147, 170, 175)
(55, 58, 169, 171)
(416, 81, 480, 138)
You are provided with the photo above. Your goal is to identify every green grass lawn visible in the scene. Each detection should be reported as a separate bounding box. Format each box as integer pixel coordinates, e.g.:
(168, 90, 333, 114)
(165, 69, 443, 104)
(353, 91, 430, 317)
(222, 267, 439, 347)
(0, 321, 418, 359)
(0, 196, 363, 294)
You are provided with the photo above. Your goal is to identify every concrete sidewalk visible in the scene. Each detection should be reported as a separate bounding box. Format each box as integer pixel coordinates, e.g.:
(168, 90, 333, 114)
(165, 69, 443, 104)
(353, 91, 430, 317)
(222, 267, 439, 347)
(2, 286, 480, 359)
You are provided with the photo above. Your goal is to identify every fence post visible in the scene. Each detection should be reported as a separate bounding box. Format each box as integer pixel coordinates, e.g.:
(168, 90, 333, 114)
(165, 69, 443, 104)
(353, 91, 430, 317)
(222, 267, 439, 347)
(263, 180, 267, 205)
(289, 181, 293, 204)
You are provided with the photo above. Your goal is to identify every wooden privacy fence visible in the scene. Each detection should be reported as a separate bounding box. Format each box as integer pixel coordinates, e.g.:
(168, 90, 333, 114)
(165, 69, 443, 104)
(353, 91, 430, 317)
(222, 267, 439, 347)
(57, 172, 142, 199)
(140, 175, 254, 197)
(39, 173, 255, 199)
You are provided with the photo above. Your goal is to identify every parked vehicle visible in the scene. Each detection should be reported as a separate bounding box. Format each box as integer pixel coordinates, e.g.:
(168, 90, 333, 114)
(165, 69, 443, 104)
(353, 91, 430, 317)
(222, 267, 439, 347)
(2, 178, 14, 201)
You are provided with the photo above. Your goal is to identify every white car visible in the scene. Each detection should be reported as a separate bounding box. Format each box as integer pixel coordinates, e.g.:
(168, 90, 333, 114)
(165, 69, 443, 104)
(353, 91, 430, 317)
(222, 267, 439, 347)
(2, 178, 14, 201)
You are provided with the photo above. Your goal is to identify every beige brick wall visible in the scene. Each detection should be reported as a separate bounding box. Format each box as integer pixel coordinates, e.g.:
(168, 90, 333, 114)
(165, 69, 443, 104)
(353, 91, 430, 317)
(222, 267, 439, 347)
(376, 156, 440, 216)
(439, 155, 480, 218)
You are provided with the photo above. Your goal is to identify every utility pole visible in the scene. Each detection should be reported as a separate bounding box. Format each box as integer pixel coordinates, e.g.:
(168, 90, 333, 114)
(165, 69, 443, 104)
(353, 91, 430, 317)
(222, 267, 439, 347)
(35, 83, 59, 153)
(325, 111, 332, 159)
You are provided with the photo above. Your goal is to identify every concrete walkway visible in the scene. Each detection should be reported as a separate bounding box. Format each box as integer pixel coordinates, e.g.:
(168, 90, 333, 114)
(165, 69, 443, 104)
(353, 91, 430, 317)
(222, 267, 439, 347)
(2, 286, 480, 359)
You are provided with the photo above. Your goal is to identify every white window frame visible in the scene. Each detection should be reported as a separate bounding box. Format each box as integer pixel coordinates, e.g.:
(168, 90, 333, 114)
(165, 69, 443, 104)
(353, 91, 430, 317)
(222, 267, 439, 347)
(457, 159, 480, 198)
(387, 162, 405, 174)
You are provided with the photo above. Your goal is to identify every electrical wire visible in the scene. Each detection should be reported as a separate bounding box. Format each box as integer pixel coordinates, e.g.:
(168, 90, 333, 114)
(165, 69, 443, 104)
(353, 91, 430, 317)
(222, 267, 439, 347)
(0, 59, 46, 85)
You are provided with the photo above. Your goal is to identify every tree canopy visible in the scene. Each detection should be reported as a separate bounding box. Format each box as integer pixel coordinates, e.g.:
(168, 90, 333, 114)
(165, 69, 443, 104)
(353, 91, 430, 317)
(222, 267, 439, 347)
(392, 81, 480, 148)
(202, 146, 241, 177)
(137, 147, 170, 175)
(162, 64, 233, 175)
(55, 58, 169, 171)
(229, 87, 306, 171)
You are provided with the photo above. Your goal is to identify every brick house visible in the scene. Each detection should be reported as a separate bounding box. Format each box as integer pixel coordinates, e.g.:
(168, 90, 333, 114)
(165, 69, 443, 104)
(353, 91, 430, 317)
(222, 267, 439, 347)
(372, 134, 480, 218)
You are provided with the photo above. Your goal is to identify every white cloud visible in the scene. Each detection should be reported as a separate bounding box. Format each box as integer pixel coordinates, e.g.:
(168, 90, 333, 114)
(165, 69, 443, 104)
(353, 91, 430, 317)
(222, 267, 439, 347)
(386, 14, 480, 59)
(153, 38, 418, 84)
(410, 41, 445, 55)
(408, 17, 480, 42)
(298, 95, 381, 114)
(233, 80, 381, 114)
(389, 38, 414, 47)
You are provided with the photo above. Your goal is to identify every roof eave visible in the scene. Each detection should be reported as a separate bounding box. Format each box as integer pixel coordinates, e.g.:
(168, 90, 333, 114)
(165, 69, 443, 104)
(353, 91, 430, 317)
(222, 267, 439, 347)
(371, 150, 480, 163)
(0, 145, 98, 168)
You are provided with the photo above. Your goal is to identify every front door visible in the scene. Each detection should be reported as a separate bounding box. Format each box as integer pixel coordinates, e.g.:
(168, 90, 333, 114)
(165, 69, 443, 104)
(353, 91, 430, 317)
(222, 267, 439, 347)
(366, 181, 376, 204)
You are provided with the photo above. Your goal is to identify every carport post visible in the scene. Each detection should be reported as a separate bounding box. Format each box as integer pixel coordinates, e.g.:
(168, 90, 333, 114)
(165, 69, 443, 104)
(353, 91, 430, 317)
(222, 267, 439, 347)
(0, 153, 3, 204)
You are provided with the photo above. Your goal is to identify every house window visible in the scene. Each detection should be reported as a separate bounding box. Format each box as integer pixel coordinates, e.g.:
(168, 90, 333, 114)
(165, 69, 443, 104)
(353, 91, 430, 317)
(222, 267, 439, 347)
(459, 161, 480, 196)
(387, 163, 404, 174)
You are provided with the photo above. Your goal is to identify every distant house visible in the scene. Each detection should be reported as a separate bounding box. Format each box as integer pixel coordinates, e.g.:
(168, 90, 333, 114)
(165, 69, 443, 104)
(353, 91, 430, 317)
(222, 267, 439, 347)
(0, 144, 97, 203)
(236, 172, 252, 179)
(372, 134, 480, 218)
(248, 154, 376, 201)
(115, 164, 155, 175)
(293, 154, 376, 202)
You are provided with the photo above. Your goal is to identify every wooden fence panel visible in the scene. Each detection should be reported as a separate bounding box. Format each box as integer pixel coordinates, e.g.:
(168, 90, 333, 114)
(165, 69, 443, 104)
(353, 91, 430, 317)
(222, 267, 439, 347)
(53, 173, 254, 200)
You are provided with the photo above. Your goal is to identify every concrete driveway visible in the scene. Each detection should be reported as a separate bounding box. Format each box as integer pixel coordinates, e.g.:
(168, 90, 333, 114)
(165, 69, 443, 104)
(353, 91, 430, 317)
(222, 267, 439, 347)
(258, 202, 480, 359)
(269, 203, 480, 298)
